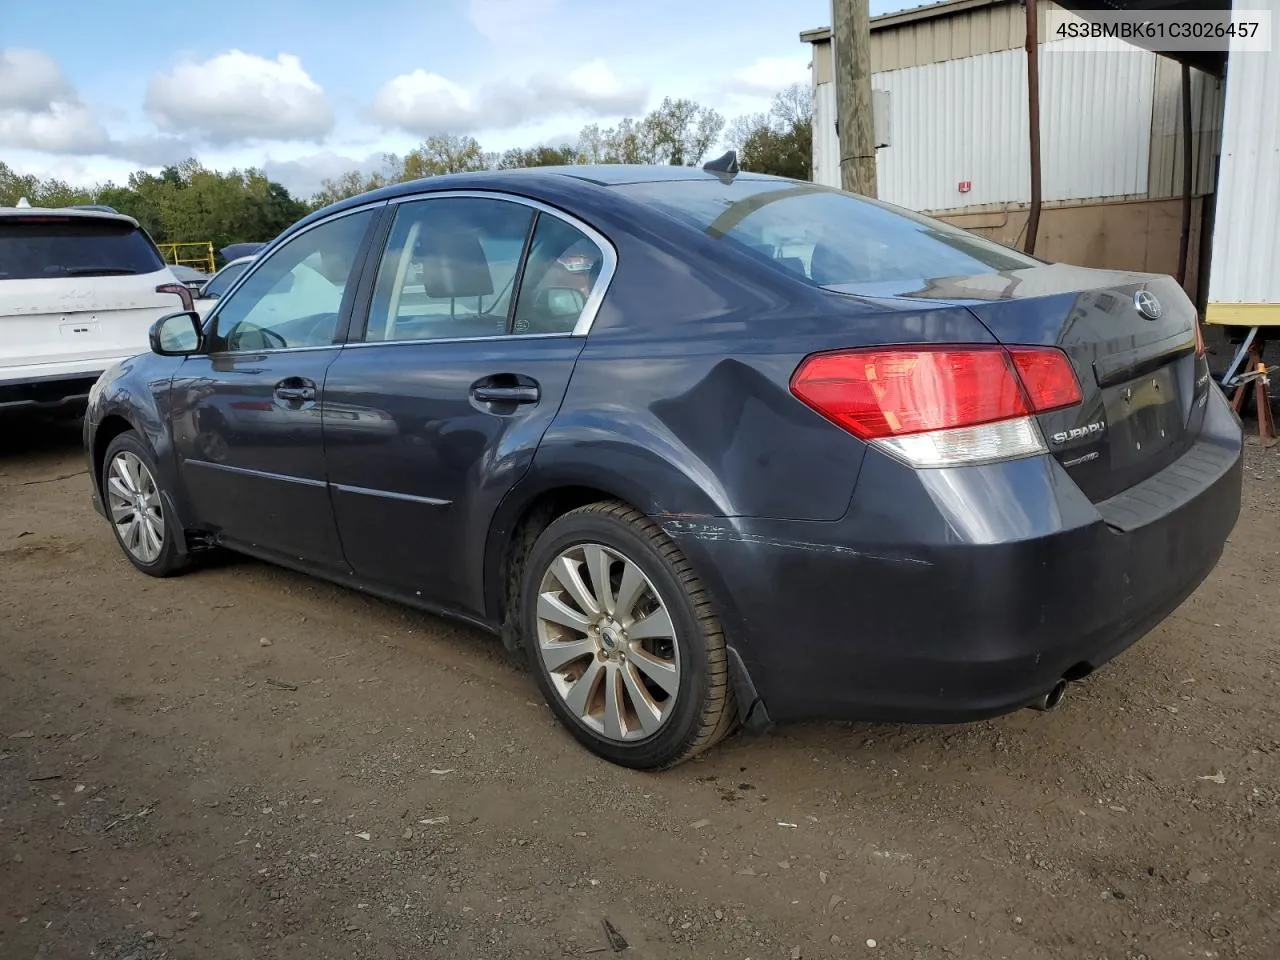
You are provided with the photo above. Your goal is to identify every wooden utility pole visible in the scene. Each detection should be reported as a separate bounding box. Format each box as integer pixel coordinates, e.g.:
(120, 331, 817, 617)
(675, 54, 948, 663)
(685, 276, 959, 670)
(832, 0, 878, 196)
(1024, 0, 1043, 254)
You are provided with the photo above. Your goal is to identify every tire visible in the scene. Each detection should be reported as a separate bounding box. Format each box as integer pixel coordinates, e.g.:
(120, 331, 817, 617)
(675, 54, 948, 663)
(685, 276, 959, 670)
(521, 501, 737, 769)
(100, 431, 189, 578)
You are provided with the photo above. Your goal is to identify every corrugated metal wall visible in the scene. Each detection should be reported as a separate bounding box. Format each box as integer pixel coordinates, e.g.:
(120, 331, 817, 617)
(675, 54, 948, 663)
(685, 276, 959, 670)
(1147, 56, 1222, 200)
(812, 81, 841, 190)
(872, 0, 1040, 72)
(1208, 43, 1280, 308)
(870, 42, 1157, 212)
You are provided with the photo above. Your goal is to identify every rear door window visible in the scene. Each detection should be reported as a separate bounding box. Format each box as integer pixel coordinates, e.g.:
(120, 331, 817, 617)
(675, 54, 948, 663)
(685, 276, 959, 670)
(615, 180, 1037, 293)
(0, 217, 166, 280)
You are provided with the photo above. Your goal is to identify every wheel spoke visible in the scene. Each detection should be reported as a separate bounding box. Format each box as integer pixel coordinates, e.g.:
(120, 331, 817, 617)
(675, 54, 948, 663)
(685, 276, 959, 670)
(621, 661, 664, 734)
(613, 560, 647, 622)
(119, 455, 140, 492)
(550, 555, 599, 617)
(601, 664, 626, 740)
(627, 606, 674, 642)
(540, 636, 596, 672)
(107, 476, 133, 503)
(142, 517, 163, 559)
(628, 647, 679, 696)
(562, 658, 604, 717)
(125, 517, 142, 552)
(537, 592, 592, 633)
(584, 545, 615, 615)
(109, 501, 134, 523)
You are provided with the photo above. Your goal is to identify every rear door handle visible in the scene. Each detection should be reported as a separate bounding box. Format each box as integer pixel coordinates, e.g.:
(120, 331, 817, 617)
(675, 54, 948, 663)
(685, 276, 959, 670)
(471, 385, 539, 404)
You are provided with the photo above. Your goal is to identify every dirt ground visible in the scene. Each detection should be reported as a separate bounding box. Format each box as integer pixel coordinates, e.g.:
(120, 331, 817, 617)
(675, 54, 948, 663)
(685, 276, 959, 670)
(1, 418, 1278, 960)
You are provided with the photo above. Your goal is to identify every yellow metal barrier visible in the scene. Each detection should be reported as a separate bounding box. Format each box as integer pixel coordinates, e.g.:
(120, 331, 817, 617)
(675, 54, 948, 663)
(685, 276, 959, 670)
(158, 241, 215, 275)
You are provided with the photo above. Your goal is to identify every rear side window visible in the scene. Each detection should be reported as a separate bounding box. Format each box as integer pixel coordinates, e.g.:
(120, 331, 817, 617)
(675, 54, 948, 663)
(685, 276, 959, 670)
(615, 180, 1037, 291)
(0, 217, 166, 280)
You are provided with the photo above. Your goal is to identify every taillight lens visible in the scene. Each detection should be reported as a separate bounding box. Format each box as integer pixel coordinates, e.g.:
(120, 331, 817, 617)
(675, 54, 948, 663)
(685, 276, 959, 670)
(156, 282, 194, 312)
(790, 345, 1082, 468)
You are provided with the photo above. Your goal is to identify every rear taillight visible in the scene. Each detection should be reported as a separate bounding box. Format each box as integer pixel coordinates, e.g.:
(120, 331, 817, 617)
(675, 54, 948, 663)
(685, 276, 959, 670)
(790, 345, 1082, 468)
(156, 282, 194, 312)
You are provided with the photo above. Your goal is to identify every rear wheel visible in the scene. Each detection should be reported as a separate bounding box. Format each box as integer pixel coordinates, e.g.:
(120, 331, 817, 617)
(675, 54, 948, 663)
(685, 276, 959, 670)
(521, 501, 736, 769)
(101, 432, 188, 577)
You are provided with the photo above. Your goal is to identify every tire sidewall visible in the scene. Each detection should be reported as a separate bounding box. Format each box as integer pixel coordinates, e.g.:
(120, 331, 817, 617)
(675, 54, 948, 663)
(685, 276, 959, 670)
(101, 432, 182, 576)
(521, 509, 712, 769)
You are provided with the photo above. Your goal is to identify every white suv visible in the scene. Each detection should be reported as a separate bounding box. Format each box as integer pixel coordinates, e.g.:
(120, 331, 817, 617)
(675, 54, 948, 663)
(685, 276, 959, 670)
(0, 202, 192, 414)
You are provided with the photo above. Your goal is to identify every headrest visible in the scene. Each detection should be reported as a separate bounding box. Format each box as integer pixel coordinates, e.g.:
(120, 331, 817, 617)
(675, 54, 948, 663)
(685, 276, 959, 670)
(414, 228, 493, 299)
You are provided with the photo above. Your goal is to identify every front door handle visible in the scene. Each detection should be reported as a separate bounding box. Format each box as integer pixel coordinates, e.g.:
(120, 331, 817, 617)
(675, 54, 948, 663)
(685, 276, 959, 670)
(471, 384, 539, 404)
(274, 379, 317, 404)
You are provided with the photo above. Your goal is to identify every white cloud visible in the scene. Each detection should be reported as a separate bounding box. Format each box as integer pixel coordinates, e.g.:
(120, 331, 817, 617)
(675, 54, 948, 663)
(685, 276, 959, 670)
(0, 49, 73, 111)
(727, 55, 810, 96)
(145, 51, 334, 144)
(0, 100, 109, 154)
(262, 151, 390, 198)
(370, 59, 648, 136)
(0, 48, 110, 154)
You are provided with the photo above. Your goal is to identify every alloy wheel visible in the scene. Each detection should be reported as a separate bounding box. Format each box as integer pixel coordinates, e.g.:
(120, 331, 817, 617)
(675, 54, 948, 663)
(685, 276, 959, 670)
(105, 451, 166, 565)
(535, 542, 681, 742)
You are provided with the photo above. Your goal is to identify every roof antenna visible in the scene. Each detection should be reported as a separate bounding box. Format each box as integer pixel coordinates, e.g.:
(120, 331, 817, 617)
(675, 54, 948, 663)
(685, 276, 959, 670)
(702, 150, 739, 177)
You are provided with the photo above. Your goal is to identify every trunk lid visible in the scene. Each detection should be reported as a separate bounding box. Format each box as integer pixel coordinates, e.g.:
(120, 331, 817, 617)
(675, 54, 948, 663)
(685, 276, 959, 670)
(844, 264, 1208, 501)
(0, 271, 184, 372)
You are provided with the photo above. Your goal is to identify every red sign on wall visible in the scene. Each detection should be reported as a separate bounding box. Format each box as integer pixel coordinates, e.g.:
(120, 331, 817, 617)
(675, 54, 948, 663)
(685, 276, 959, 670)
(958, 181, 972, 193)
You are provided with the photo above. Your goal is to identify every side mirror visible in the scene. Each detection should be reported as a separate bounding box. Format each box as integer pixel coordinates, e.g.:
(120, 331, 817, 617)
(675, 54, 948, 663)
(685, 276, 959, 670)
(150, 310, 204, 356)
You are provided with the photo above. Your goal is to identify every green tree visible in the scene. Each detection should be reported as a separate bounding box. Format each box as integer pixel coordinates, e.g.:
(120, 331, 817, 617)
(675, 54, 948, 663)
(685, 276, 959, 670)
(641, 97, 725, 166)
(496, 144, 582, 169)
(399, 134, 490, 179)
(729, 84, 813, 180)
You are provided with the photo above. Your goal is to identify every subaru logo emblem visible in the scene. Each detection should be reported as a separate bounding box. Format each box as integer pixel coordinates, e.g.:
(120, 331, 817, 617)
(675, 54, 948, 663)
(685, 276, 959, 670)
(1134, 290, 1162, 320)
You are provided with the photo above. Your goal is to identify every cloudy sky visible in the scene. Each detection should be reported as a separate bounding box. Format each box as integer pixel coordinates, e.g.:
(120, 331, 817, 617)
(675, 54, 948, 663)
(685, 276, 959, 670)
(2, 0, 906, 198)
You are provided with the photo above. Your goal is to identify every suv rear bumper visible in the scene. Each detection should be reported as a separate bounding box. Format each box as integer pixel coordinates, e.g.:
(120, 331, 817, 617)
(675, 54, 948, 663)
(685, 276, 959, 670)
(0, 360, 119, 411)
(666, 387, 1244, 724)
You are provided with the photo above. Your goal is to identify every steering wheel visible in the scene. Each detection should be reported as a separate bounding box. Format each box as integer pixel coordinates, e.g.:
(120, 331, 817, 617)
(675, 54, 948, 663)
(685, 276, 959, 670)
(227, 322, 287, 351)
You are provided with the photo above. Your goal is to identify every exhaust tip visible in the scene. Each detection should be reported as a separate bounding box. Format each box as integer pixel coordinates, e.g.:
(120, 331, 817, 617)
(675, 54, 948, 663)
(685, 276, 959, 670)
(1028, 678, 1069, 712)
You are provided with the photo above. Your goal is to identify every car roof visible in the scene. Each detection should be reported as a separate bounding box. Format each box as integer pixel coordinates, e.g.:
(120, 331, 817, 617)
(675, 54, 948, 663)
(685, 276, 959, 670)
(0, 205, 141, 228)
(221, 255, 256, 268)
(289, 165, 796, 243)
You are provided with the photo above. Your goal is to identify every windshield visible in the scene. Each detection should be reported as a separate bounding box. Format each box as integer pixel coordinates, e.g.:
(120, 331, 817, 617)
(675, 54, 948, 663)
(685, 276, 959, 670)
(0, 217, 165, 280)
(615, 180, 1038, 293)
(204, 260, 251, 298)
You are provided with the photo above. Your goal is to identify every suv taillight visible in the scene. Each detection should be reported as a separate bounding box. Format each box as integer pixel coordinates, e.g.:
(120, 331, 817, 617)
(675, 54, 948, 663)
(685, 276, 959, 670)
(789, 345, 1082, 468)
(156, 282, 194, 312)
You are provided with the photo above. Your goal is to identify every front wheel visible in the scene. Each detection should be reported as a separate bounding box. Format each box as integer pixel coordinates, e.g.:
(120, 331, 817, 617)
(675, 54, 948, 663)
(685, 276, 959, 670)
(100, 431, 188, 578)
(521, 501, 737, 769)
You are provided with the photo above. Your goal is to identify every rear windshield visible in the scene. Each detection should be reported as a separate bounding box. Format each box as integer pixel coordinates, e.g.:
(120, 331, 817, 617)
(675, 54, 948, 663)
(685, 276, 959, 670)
(0, 217, 165, 281)
(614, 180, 1038, 292)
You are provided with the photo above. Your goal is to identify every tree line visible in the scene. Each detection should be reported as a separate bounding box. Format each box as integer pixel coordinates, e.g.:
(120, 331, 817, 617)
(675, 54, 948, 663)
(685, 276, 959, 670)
(1, 86, 811, 263)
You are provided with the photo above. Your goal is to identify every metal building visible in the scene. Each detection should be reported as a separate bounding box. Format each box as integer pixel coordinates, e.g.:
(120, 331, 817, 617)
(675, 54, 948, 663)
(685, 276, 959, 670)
(801, 0, 1223, 305)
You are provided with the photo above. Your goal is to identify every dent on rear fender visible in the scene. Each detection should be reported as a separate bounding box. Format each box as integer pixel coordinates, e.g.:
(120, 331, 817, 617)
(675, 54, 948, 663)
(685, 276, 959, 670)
(660, 517, 933, 567)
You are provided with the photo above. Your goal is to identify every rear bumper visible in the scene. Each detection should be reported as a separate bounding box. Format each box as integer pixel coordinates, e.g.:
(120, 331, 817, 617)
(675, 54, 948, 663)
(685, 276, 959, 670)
(666, 388, 1244, 724)
(0, 361, 116, 411)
